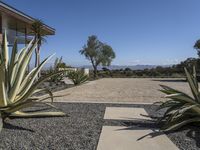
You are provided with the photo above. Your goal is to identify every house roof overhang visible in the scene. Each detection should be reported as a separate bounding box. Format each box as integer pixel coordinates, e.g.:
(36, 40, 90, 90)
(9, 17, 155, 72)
(0, 2, 55, 35)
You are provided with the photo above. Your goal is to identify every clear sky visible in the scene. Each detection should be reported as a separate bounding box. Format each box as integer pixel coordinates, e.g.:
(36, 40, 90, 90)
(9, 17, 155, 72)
(3, 0, 200, 66)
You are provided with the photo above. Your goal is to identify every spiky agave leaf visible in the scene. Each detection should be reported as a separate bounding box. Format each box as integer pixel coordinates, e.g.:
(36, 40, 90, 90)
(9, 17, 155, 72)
(8, 39, 37, 102)
(17, 54, 55, 100)
(10, 110, 65, 118)
(193, 66, 198, 89)
(8, 39, 18, 88)
(157, 67, 200, 131)
(0, 115, 2, 132)
(32, 88, 53, 102)
(18, 68, 37, 92)
(67, 70, 88, 85)
(0, 64, 8, 107)
(3, 30, 9, 69)
(161, 117, 200, 132)
(0, 32, 66, 128)
(185, 68, 200, 102)
(165, 93, 195, 104)
(18, 71, 64, 103)
(4, 71, 66, 117)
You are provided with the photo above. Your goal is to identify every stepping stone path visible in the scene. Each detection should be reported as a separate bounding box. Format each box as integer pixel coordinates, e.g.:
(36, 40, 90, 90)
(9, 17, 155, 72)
(97, 106, 179, 150)
(104, 107, 151, 120)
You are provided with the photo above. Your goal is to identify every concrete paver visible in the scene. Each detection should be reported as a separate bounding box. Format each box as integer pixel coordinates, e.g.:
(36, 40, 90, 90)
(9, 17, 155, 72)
(97, 126, 178, 150)
(97, 107, 179, 150)
(104, 107, 150, 120)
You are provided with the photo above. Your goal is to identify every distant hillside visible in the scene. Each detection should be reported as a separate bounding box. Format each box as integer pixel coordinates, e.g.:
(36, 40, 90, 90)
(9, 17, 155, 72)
(79, 65, 172, 70)
(40, 63, 172, 71)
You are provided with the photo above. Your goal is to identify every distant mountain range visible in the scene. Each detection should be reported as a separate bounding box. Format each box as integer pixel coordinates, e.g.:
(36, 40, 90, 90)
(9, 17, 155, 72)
(40, 63, 172, 71)
(79, 65, 172, 70)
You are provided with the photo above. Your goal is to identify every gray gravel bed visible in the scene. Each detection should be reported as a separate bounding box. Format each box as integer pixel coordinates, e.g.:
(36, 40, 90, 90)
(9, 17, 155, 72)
(0, 103, 199, 150)
(0, 103, 105, 150)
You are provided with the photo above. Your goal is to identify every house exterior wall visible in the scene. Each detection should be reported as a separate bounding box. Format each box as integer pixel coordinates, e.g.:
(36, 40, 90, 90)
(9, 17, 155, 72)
(0, 13, 27, 46)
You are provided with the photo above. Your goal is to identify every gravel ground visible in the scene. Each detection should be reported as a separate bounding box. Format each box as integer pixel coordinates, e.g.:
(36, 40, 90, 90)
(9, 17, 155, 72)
(0, 103, 105, 150)
(36, 81, 73, 96)
(0, 102, 199, 150)
(52, 78, 191, 103)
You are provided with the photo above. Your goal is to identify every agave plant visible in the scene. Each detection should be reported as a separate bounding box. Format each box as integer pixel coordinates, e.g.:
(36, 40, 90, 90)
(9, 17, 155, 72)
(67, 70, 88, 85)
(0, 31, 65, 131)
(157, 66, 200, 131)
(48, 57, 65, 84)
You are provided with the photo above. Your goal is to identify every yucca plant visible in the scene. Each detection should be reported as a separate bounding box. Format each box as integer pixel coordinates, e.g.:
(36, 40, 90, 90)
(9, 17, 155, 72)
(67, 70, 88, 85)
(157, 66, 200, 131)
(0, 31, 65, 131)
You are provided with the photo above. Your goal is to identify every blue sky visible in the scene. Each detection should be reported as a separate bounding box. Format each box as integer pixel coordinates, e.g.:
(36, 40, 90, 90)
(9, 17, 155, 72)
(4, 0, 200, 66)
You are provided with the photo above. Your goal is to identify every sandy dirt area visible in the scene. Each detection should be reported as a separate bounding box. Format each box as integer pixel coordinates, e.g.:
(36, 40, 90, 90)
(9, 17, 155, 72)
(52, 78, 191, 103)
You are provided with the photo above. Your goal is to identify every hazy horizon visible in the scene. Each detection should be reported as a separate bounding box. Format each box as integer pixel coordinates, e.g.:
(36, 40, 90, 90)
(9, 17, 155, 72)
(40, 63, 174, 71)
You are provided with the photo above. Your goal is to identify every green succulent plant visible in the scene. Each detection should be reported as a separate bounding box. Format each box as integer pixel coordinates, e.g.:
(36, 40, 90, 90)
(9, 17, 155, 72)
(157, 66, 200, 131)
(48, 57, 65, 84)
(0, 31, 65, 131)
(67, 70, 88, 85)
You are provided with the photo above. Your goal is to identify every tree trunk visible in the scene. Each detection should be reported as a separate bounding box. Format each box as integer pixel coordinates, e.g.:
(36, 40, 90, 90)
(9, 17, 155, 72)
(93, 65, 97, 79)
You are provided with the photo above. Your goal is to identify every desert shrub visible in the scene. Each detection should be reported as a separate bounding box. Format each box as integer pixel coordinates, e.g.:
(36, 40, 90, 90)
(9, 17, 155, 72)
(125, 70, 133, 77)
(67, 70, 88, 85)
(124, 67, 132, 72)
(156, 67, 200, 131)
(102, 67, 110, 71)
(171, 73, 185, 78)
(98, 67, 113, 77)
(0, 32, 65, 131)
(98, 71, 110, 77)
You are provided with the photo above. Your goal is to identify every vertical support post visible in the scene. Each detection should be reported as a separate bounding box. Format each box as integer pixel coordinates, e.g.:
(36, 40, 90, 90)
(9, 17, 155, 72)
(0, 15, 3, 45)
(25, 26, 30, 72)
(15, 24, 18, 36)
(15, 22, 18, 46)
(25, 26, 27, 46)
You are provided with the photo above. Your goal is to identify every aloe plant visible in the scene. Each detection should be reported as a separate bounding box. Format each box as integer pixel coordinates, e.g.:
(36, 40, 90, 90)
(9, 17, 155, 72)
(0, 31, 65, 131)
(157, 66, 200, 131)
(67, 70, 88, 85)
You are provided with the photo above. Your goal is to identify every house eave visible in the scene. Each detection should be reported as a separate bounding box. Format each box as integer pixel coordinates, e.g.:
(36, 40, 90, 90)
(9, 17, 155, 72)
(0, 2, 55, 35)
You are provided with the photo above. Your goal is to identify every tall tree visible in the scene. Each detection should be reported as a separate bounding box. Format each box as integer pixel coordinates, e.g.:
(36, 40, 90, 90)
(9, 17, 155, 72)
(194, 39, 200, 57)
(80, 35, 115, 78)
(30, 19, 47, 68)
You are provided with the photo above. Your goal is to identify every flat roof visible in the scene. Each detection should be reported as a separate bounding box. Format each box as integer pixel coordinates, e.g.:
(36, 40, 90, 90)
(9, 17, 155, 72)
(0, 1, 55, 35)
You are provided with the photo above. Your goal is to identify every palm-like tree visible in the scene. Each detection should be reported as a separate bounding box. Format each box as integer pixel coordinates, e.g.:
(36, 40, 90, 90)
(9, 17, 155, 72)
(30, 19, 47, 68)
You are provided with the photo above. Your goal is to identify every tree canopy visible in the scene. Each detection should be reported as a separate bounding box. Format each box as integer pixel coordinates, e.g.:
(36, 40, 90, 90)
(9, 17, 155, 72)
(194, 39, 200, 57)
(80, 35, 115, 78)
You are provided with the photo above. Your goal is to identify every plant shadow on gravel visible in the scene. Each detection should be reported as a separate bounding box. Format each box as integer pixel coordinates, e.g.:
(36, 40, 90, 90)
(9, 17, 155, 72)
(185, 125, 200, 148)
(3, 122, 34, 132)
(23, 107, 52, 113)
